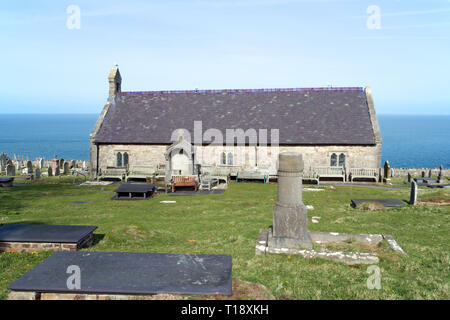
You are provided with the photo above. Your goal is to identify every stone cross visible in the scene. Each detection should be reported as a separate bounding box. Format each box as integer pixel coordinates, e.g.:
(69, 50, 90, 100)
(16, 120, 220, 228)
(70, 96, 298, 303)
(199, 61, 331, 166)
(409, 180, 418, 205)
(268, 152, 312, 249)
(383, 161, 391, 179)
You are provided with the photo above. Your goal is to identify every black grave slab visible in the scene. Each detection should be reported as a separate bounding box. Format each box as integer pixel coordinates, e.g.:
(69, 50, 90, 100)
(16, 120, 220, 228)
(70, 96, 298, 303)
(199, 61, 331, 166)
(351, 199, 406, 208)
(112, 183, 156, 200)
(8, 251, 232, 296)
(0, 224, 97, 243)
(0, 177, 14, 187)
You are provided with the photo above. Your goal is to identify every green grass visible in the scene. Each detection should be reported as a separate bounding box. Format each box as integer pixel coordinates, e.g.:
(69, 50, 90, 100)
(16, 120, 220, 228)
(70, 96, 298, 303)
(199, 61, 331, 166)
(0, 176, 449, 299)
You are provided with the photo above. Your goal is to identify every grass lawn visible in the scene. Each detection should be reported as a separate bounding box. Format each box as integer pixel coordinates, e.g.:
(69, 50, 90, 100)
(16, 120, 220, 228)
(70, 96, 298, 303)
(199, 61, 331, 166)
(0, 176, 449, 300)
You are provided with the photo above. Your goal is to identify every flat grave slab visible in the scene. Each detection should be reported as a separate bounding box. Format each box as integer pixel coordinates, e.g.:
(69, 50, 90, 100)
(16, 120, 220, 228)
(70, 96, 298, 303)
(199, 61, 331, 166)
(0, 224, 97, 252)
(0, 177, 14, 187)
(351, 199, 406, 208)
(168, 189, 226, 197)
(112, 183, 156, 200)
(8, 251, 232, 296)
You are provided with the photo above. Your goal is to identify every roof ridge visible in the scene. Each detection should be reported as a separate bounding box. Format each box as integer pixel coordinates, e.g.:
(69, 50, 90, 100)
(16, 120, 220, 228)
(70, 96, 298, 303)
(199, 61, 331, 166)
(118, 87, 364, 95)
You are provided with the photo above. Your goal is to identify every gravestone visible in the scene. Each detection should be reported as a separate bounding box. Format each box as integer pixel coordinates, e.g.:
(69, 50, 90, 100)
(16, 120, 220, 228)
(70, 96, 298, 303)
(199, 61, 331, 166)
(15, 161, 22, 171)
(26, 161, 33, 174)
(35, 168, 41, 179)
(51, 155, 59, 176)
(437, 173, 443, 184)
(63, 162, 70, 175)
(409, 180, 418, 205)
(383, 161, 391, 179)
(70, 160, 76, 169)
(39, 158, 45, 169)
(421, 171, 425, 178)
(6, 165, 15, 177)
(48, 166, 53, 177)
(59, 158, 64, 169)
(407, 172, 411, 183)
(267, 152, 312, 249)
(82, 161, 87, 170)
(428, 169, 432, 178)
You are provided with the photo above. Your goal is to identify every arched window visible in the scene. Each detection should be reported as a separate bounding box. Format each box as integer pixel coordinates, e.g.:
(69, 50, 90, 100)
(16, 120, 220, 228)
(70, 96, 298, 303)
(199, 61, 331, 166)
(221, 152, 227, 165)
(330, 153, 337, 166)
(227, 152, 233, 165)
(123, 152, 129, 167)
(116, 152, 123, 167)
(338, 153, 346, 167)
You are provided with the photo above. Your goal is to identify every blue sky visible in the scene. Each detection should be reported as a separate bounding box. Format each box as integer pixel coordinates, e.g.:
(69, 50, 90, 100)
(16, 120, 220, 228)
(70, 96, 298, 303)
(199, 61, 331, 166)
(0, 0, 449, 115)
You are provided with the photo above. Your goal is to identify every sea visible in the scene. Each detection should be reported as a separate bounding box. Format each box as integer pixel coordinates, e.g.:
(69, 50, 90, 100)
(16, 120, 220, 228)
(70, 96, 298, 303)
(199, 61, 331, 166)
(0, 114, 448, 168)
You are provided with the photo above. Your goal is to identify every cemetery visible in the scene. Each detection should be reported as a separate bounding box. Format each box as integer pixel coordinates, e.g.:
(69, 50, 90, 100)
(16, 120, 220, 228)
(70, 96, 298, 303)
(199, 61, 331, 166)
(0, 151, 448, 300)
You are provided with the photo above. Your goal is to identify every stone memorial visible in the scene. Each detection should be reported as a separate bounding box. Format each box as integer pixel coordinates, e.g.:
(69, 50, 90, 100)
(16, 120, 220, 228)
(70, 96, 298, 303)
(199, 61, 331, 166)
(6, 165, 15, 177)
(39, 158, 45, 169)
(267, 152, 312, 249)
(35, 168, 41, 179)
(421, 171, 425, 178)
(383, 161, 391, 181)
(407, 172, 411, 183)
(59, 158, 64, 169)
(51, 155, 59, 176)
(63, 162, 70, 175)
(428, 169, 432, 178)
(26, 161, 33, 174)
(409, 180, 418, 205)
(48, 166, 53, 177)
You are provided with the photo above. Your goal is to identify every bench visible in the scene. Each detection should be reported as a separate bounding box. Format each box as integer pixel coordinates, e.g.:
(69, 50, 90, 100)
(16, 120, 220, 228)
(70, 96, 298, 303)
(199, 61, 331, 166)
(126, 166, 156, 181)
(205, 167, 231, 184)
(302, 168, 320, 185)
(349, 168, 379, 182)
(172, 175, 197, 192)
(236, 168, 269, 184)
(199, 173, 219, 191)
(98, 167, 126, 181)
(314, 166, 346, 182)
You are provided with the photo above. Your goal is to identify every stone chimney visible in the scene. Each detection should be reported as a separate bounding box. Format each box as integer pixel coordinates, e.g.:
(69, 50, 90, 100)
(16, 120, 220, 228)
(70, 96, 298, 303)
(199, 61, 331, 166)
(108, 64, 122, 99)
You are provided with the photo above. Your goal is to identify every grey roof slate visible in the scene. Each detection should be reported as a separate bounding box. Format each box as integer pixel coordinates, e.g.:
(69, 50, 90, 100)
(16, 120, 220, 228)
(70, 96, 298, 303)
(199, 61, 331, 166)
(94, 87, 376, 145)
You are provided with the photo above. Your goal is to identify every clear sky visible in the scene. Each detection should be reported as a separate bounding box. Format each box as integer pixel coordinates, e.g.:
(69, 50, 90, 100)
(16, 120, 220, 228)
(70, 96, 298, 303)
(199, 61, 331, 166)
(0, 0, 449, 115)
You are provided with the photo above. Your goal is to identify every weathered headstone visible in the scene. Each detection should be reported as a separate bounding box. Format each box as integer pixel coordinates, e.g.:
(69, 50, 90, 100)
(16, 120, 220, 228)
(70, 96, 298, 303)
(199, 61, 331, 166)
(7, 164, 15, 177)
(70, 160, 76, 169)
(39, 158, 45, 169)
(82, 161, 87, 170)
(35, 168, 41, 179)
(421, 171, 425, 178)
(15, 161, 22, 171)
(59, 158, 65, 169)
(407, 172, 411, 183)
(437, 173, 443, 184)
(26, 161, 33, 174)
(383, 161, 391, 180)
(48, 166, 53, 177)
(409, 180, 417, 205)
(428, 169, 432, 178)
(52, 155, 59, 176)
(267, 152, 312, 249)
(63, 162, 70, 175)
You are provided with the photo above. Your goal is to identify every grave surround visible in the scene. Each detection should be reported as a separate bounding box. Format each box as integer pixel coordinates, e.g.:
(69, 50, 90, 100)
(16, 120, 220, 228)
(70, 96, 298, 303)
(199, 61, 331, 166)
(256, 152, 407, 265)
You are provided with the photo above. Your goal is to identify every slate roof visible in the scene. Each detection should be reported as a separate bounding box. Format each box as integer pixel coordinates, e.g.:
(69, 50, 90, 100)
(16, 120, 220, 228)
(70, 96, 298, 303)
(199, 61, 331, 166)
(94, 87, 376, 145)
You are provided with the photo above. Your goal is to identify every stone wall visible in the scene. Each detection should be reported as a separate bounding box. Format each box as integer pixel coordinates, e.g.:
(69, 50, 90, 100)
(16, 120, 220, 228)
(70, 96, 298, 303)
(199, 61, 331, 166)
(391, 168, 449, 177)
(94, 143, 380, 177)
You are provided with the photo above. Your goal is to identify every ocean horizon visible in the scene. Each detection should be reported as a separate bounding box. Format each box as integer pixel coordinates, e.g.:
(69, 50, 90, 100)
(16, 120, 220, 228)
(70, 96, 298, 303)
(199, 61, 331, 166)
(0, 114, 448, 168)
